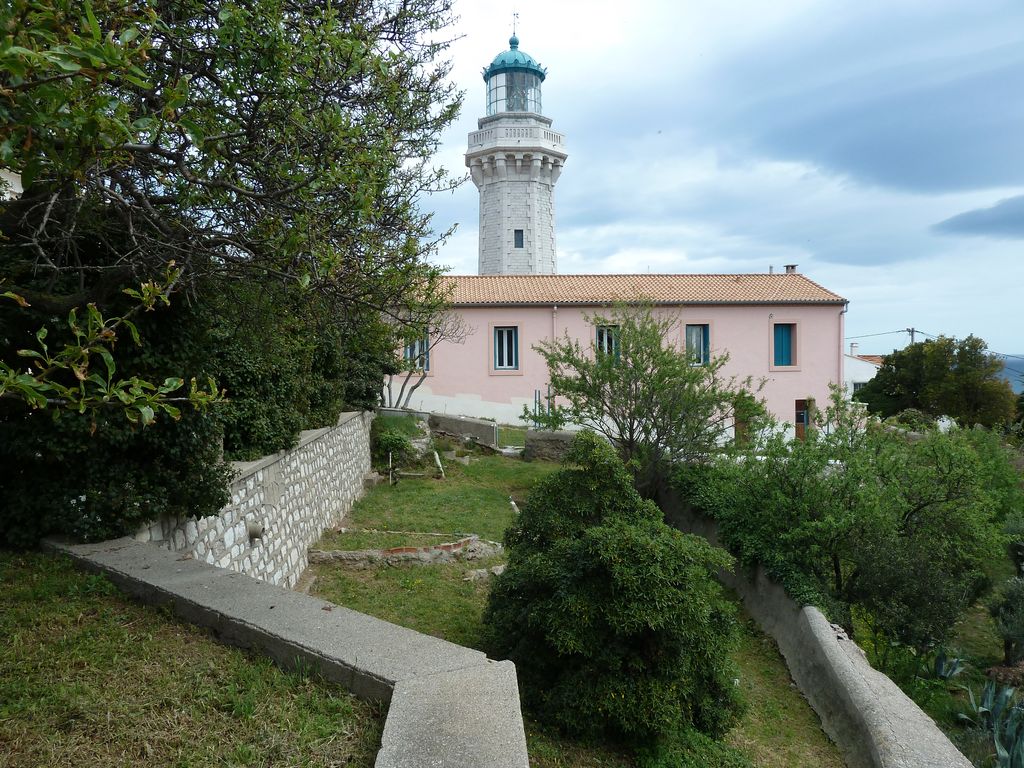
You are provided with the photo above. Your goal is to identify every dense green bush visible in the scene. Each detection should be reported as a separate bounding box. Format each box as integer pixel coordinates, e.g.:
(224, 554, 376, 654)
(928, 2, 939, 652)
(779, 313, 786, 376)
(207, 281, 358, 461)
(687, 390, 1006, 658)
(0, 292, 232, 547)
(484, 432, 743, 747)
(890, 408, 935, 431)
(0, 260, 398, 544)
(635, 727, 751, 768)
(370, 417, 420, 468)
(989, 578, 1024, 665)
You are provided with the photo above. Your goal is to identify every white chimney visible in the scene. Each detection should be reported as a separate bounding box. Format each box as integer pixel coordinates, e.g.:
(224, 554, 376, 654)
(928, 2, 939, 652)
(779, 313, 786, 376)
(850, 342, 859, 356)
(784, 264, 798, 274)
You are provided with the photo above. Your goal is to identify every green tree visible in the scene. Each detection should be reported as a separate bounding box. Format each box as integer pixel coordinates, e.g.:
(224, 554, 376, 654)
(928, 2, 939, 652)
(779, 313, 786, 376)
(0, 0, 462, 543)
(989, 578, 1024, 665)
(2, 0, 460, 304)
(855, 335, 1016, 427)
(690, 389, 1006, 659)
(529, 305, 762, 491)
(484, 432, 745, 758)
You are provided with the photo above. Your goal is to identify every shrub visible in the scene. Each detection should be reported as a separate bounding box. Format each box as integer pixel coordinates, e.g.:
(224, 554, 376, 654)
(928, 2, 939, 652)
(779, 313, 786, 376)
(688, 388, 1005, 658)
(370, 419, 415, 468)
(528, 304, 763, 493)
(483, 432, 743, 745)
(990, 578, 1024, 665)
(636, 727, 751, 768)
(890, 408, 935, 431)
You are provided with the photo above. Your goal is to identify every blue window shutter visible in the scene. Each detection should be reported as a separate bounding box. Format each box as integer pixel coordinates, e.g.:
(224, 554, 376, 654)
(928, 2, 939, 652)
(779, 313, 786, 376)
(774, 324, 792, 366)
(702, 326, 710, 364)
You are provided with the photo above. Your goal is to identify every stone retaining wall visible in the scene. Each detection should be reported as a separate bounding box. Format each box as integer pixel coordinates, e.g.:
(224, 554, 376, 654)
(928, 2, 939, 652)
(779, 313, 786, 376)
(428, 413, 498, 446)
(655, 482, 972, 768)
(309, 536, 502, 568)
(523, 429, 576, 462)
(135, 411, 372, 588)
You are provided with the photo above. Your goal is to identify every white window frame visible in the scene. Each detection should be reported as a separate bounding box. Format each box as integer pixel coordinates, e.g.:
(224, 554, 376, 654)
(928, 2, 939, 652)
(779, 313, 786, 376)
(595, 325, 619, 358)
(493, 326, 519, 371)
(404, 333, 430, 371)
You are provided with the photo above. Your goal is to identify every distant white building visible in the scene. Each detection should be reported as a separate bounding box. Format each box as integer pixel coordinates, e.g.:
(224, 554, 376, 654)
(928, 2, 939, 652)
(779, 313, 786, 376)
(844, 342, 882, 397)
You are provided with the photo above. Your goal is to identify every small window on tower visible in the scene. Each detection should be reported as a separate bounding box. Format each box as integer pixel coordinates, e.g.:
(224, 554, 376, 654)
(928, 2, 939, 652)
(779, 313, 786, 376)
(514, 229, 524, 248)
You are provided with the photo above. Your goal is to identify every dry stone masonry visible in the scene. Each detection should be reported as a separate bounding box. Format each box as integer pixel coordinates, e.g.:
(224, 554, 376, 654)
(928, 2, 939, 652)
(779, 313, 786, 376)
(135, 411, 372, 588)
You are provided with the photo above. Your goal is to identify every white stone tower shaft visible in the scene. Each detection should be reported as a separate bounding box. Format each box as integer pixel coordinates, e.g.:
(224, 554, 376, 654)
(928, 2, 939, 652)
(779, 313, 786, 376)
(467, 117, 566, 274)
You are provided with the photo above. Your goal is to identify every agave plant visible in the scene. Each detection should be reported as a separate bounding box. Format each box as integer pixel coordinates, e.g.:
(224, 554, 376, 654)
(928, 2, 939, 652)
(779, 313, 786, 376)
(995, 704, 1024, 768)
(933, 650, 966, 681)
(960, 681, 1017, 732)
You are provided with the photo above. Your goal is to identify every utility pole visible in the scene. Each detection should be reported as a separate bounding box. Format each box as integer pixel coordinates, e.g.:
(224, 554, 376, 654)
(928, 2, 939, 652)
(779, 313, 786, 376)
(906, 327, 916, 344)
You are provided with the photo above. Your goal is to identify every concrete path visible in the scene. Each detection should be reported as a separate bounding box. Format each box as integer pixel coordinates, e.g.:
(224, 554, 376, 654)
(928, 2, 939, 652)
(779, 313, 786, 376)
(45, 537, 529, 768)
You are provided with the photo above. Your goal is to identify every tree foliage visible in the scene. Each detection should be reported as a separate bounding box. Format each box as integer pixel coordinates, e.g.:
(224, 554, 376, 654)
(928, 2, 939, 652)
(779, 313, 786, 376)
(1, 268, 220, 422)
(529, 305, 763, 491)
(2, 0, 460, 309)
(0, 288, 232, 547)
(687, 389, 1009, 657)
(484, 432, 744, 751)
(855, 335, 1016, 428)
(0, 0, 462, 544)
(989, 577, 1024, 666)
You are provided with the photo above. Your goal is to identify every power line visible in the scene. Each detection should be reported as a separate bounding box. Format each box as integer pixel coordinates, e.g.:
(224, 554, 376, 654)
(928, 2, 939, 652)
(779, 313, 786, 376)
(847, 326, 1024, 364)
(844, 329, 907, 340)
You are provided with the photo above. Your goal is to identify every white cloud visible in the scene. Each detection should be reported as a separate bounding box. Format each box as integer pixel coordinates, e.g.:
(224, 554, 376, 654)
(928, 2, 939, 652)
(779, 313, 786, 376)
(426, 0, 1024, 353)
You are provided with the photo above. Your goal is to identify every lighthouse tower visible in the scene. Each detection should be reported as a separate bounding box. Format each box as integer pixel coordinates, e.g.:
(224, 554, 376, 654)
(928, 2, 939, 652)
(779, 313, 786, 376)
(466, 35, 567, 275)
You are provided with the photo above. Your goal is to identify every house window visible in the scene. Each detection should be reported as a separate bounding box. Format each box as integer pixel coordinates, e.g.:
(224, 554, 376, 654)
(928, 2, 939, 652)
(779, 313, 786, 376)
(513, 229, 524, 248)
(773, 323, 796, 366)
(404, 333, 429, 371)
(595, 325, 619, 358)
(494, 326, 519, 370)
(685, 324, 710, 365)
(852, 381, 867, 393)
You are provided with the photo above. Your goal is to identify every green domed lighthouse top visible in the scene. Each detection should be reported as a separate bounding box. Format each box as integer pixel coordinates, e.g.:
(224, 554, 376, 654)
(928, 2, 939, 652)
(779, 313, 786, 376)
(483, 35, 546, 115)
(483, 35, 547, 82)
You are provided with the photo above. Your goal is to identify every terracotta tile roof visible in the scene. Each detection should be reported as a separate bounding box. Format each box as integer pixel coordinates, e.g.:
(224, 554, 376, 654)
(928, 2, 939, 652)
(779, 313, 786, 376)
(856, 354, 885, 366)
(445, 274, 846, 306)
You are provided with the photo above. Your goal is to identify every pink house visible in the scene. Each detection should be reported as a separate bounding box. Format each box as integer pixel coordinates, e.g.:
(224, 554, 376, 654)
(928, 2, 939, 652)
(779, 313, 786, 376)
(403, 270, 848, 434)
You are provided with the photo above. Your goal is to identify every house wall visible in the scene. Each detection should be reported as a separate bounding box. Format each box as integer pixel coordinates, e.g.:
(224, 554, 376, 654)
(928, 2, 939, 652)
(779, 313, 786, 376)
(844, 354, 881, 397)
(406, 304, 845, 427)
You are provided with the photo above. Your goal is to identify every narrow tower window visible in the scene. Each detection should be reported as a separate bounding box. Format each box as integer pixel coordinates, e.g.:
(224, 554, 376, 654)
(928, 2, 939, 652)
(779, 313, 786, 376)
(514, 229, 524, 248)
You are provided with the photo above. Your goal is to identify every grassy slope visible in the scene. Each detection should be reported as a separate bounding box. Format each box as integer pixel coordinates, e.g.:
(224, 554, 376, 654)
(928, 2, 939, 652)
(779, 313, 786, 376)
(311, 456, 844, 768)
(0, 553, 382, 768)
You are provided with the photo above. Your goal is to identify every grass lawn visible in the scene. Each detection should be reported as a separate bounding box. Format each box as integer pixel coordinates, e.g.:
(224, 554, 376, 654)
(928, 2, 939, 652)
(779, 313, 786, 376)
(334, 454, 561, 542)
(311, 453, 844, 768)
(726, 615, 845, 767)
(373, 413, 425, 437)
(0, 553, 382, 768)
(497, 424, 529, 447)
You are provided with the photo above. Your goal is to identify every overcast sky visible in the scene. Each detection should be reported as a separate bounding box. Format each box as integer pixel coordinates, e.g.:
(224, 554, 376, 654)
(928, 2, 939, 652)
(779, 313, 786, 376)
(424, 0, 1023, 355)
